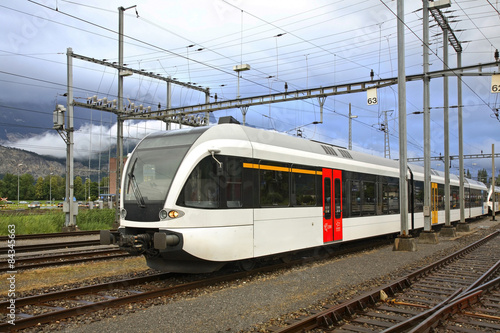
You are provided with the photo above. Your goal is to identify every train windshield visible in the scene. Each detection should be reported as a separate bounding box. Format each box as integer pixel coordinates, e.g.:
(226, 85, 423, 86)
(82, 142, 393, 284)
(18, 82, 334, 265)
(123, 128, 207, 206)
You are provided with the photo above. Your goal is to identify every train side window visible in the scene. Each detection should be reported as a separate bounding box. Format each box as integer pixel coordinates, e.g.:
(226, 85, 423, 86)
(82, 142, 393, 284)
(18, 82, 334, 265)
(383, 179, 399, 214)
(451, 186, 460, 209)
(323, 178, 331, 219)
(362, 181, 376, 216)
(334, 178, 341, 219)
(465, 187, 470, 209)
(177, 156, 219, 208)
(471, 189, 481, 208)
(226, 157, 243, 208)
(260, 162, 290, 207)
(438, 184, 445, 210)
(376, 181, 383, 215)
(414, 181, 424, 213)
(350, 180, 361, 217)
(291, 166, 317, 206)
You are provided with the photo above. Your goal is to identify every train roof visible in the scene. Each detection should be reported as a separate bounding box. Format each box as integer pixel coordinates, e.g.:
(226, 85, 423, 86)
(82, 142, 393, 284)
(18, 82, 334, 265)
(141, 124, 487, 189)
(236, 124, 399, 169)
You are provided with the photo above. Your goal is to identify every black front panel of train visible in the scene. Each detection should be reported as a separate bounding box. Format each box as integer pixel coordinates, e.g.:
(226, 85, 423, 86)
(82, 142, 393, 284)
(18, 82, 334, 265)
(124, 201, 164, 222)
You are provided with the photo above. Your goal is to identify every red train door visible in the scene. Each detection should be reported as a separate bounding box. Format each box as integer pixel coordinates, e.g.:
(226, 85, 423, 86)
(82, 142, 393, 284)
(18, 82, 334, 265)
(322, 168, 343, 243)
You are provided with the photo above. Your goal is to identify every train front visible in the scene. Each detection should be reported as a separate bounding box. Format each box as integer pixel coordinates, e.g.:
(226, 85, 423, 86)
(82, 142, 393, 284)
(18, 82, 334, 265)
(101, 125, 254, 273)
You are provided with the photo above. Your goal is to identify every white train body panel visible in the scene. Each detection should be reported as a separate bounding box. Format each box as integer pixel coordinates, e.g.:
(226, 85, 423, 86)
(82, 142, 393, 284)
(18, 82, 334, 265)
(170, 224, 254, 261)
(253, 207, 322, 257)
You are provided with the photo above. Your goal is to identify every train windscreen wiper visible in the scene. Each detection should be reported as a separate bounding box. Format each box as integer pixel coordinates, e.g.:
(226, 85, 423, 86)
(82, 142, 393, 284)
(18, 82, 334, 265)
(127, 158, 146, 208)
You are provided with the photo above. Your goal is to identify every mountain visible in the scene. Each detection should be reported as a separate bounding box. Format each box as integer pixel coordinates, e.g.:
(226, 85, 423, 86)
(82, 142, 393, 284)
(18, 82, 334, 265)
(0, 145, 104, 180)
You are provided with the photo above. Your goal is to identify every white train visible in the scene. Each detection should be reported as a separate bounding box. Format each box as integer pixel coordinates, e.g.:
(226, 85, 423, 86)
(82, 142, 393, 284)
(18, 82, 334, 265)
(101, 120, 498, 273)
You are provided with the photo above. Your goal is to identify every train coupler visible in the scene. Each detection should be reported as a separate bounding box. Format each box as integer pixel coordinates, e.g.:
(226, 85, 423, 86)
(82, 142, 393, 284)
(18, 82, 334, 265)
(100, 229, 120, 245)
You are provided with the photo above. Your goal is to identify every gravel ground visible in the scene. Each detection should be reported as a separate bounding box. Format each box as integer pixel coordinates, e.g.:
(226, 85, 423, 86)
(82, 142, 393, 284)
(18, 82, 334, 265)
(29, 217, 500, 333)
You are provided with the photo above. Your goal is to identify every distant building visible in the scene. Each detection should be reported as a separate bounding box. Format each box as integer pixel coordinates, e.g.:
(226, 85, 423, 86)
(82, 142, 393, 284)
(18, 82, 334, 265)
(109, 157, 127, 197)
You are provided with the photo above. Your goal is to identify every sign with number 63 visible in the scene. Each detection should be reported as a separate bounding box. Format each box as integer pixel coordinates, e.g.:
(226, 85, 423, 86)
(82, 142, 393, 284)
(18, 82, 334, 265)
(492, 74, 500, 93)
(367, 88, 378, 105)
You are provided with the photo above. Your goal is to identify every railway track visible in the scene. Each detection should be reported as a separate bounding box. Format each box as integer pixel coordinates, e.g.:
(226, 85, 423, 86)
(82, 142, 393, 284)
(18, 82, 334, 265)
(0, 238, 393, 331)
(0, 264, 281, 331)
(0, 239, 101, 255)
(0, 248, 128, 273)
(0, 230, 101, 242)
(272, 230, 500, 333)
(3, 231, 497, 332)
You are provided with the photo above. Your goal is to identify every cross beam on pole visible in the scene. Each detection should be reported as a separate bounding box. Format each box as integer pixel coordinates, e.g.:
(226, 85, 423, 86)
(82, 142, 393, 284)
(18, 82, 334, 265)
(121, 61, 500, 122)
(70, 52, 208, 93)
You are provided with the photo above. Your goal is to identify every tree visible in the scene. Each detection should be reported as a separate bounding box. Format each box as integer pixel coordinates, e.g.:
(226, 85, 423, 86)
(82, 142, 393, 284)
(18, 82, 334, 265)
(88, 181, 98, 201)
(0, 174, 16, 199)
(53, 175, 65, 201)
(466, 169, 471, 179)
(74, 176, 84, 200)
(20, 174, 36, 200)
(84, 178, 91, 201)
(35, 177, 45, 200)
(477, 168, 489, 184)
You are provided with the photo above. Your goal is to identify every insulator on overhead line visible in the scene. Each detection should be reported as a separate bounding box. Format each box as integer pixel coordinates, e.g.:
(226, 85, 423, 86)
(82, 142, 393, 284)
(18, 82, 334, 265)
(495, 49, 499, 62)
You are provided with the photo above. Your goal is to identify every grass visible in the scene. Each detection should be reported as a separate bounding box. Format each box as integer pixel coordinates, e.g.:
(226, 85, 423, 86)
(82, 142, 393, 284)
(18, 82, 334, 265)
(0, 209, 116, 235)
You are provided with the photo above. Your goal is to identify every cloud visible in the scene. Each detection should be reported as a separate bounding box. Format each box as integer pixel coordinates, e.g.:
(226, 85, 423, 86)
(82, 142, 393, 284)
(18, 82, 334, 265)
(5, 120, 169, 160)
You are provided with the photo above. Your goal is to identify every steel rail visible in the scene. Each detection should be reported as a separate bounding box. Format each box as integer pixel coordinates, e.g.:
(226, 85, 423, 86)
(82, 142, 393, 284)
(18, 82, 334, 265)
(0, 267, 268, 331)
(0, 237, 393, 331)
(273, 230, 500, 333)
(0, 248, 127, 273)
(382, 260, 500, 332)
(0, 230, 101, 242)
(0, 240, 101, 254)
(415, 276, 500, 332)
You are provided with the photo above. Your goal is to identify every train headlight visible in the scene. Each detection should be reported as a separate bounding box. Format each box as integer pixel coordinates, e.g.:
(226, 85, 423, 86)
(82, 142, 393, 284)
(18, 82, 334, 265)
(120, 208, 127, 219)
(159, 209, 168, 220)
(168, 210, 179, 219)
(159, 209, 183, 220)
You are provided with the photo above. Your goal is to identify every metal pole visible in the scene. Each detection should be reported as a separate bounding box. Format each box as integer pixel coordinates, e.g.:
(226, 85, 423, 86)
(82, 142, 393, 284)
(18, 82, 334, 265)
(205, 88, 210, 125)
(493, 144, 496, 221)
(349, 103, 353, 150)
(458, 51, 465, 222)
(237, 73, 241, 99)
(423, 0, 432, 231)
(166, 76, 171, 130)
(443, 28, 451, 227)
(66, 47, 75, 228)
(116, 6, 125, 225)
(397, 0, 408, 236)
(383, 110, 391, 159)
(240, 106, 248, 126)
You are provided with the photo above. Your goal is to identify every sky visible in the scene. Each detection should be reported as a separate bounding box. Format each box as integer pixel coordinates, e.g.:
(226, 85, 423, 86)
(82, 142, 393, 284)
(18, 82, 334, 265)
(0, 0, 499, 179)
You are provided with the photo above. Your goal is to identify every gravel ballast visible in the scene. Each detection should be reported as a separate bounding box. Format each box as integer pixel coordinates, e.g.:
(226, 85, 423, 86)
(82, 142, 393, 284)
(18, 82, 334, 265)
(49, 217, 500, 333)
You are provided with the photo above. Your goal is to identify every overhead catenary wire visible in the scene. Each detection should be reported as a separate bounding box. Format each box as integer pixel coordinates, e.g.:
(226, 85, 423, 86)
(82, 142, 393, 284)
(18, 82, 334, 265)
(2, 0, 499, 162)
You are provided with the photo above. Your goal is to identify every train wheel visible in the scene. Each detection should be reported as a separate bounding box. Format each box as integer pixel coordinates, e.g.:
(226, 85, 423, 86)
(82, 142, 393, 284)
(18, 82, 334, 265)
(237, 259, 256, 271)
(280, 252, 295, 263)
